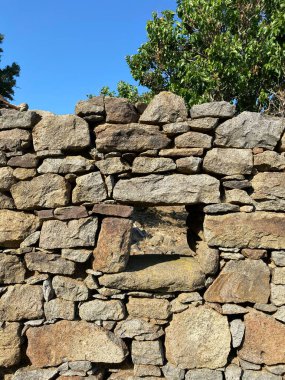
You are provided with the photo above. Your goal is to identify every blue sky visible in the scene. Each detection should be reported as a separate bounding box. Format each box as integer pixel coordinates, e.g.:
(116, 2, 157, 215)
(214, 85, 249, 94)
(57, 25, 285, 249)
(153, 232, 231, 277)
(1, 0, 176, 114)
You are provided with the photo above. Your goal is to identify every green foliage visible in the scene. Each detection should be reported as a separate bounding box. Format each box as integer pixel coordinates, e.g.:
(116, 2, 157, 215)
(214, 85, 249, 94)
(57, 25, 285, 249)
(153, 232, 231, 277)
(0, 34, 20, 100)
(88, 81, 153, 104)
(126, 0, 285, 111)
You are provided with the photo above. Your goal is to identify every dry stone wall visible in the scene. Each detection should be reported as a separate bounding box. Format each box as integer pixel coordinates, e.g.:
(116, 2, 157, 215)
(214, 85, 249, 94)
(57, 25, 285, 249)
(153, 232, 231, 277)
(0, 91, 285, 379)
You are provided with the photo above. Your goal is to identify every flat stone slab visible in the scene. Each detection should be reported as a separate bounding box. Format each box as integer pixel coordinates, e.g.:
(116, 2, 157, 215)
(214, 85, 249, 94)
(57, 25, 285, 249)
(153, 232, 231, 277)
(113, 174, 220, 205)
(204, 212, 285, 249)
(99, 255, 205, 292)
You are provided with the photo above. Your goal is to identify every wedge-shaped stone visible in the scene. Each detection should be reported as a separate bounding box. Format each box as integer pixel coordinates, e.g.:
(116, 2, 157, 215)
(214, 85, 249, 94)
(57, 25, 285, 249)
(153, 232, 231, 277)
(26, 320, 128, 366)
(79, 299, 125, 321)
(132, 157, 176, 173)
(252, 172, 285, 211)
(165, 306, 231, 369)
(38, 156, 94, 174)
(175, 131, 212, 148)
(113, 174, 220, 205)
(204, 260, 270, 304)
(204, 212, 285, 249)
(190, 101, 235, 119)
(95, 123, 170, 152)
(99, 255, 205, 292)
(0, 210, 39, 247)
(215, 112, 285, 149)
(0, 109, 39, 129)
(0, 285, 43, 321)
(32, 114, 90, 152)
(72, 172, 107, 204)
(0, 128, 31, 151)
(25, 251, 75, 275)
(203, 148, 253, 176)
(11, 174, 70, 210)
(93, 217, 133, 273)
(0, 322, 21, 367)
(140, 91, 188, 124)
(39, 217, 98, 249)
(0, 254, 25, 284)
(238, 310, 285, 365)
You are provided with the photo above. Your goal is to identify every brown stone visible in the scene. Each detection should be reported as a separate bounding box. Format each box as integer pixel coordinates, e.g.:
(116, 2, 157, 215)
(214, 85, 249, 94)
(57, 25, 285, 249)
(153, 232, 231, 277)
(241, 249, 267, 260)
(52, 276, 89, 301)
(0, 322, 21, 367)
(0, 192, 15, 209)
(188, 117, 219, 131)
(13, 168, 37, 180)
(26, 320, 128, 367)
(204, 259, 270, 304)
(175, 131, 212, 148)
(0, 128, 31, 151)
(204, 212, 285, 249)
(92, 203, 133, 218)
(127, 297, 171, 320)
(0, 254, 26, 284)
(238, 310, 285, 365)
(252, 172, 285, 211)
(25, 251, 76, 275)
(105, 97, 139, 123)
(0, 285, 43, 321)
(54, 206, 88, 220)
(159, 148, 204, 157)
(7, 153, 38, 168)
(93, 217, 133, 273)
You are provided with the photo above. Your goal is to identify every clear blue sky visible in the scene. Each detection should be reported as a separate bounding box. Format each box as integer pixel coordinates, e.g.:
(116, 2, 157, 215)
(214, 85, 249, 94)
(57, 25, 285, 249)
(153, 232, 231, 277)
(1, 0, 176, 114)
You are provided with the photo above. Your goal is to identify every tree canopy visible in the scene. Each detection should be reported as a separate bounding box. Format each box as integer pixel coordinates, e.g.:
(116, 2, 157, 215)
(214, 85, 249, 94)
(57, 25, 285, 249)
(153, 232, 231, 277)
(0, 34, 20, 101)
(126, 0, 285, 112)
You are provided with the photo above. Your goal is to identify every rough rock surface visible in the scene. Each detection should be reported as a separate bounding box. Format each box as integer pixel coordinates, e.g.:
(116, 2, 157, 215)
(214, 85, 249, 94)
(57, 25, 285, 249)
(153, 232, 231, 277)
(93, 217, 133, 273)
(95, 157, 130, 175)
(105, 97, 139, 124)
(32, 114, 90, 152)
(72, 172, 107, 204)
(39, 217, 98, 249)
(127, 297, 171, 320)
(204, 259, 270, 304)
(75, 96, 104, 117)
(99, 255, 205, 292)
(0, 167, 16, 190)
(26, 320, 128, 366)
(132, 340, 164, 365)
(0, 254, 26, 284)
(185, 369, 223, 380)
(252, 172, 285, 211)
(11, 368, 59, 380)
(0, 322, 21, 367)
(204, 212, 285, 249)
(0, 109, 39, 129)
(38, 156, 94, 174)
(165, 306, 231, 369)
(52, 276, 89, 301)
(25, 251, 76, 275)
(215, 112, 285, 149)
(115, 318, 163, 341)
(238, 310, 285, 365)
(132, 157, 176, 173)
(175, 131, 212, 148)
(139, 92, 188, 124)
(0, 128, 31, 151)
(79, 299, 125, 321)
(0, 210, 39, 247)
(11, 174, 70, 210)
(44, 298, 75, 321)
(190, 101, 235, 119)
(113, 174, 220, 205)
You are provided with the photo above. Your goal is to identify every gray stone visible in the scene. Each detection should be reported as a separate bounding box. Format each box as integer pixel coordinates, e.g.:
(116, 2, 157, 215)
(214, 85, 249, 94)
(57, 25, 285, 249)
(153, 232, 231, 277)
(44, 298, 75, 320)
(203, 203, 240, 214)
(79, 299, 125, 321)
(52, 275, 89, 301)
(99, 255, 205, 292)
(127, 297, 171, 320)
(0, 254, 25, 284)
(33, 114, 90, 152)
(0, 128, 31, 151)
(222, 304, 248, 315)
(185, 369, 223, 380)
(75, 96, 105, 117)
(134, 364, 161, 377)
(225, 365, 242, 380)
(0, 192, 15, 209)
(39, 217, 98, 249)
(11, 368, 59, 380)
(162, 363, 185, 380)
(196, 241, 219, 275)
(223, 179, 252, 190)
(272, 251, 285, 266)
(176, 156, 202, 174)
(105, 97, 139, 123)
(0, 150, 6, 166)
(132, 157, 176, 173)
(273, 306, 285, 323)
(62, 248, 92, 263)
(175, 131, 212, 148)
(163, 121, 190, 135)
(7, 153, 38, 168)
(215, 112, 285, 150)
(38, 156, 94, 174)
(272, 267, 285, 285)
(96, 157, 130, 175)
(230, 319, 245, 348)
(11, 174, 70, 210)
(165, 306, 231, 369)
(72, 172, 107, 203)
(20, 231, 40, 247)
(140, 92, 188, 124)
(252, 172, 285, 211)
(271, 284, 285, 306)
(54, 206, 88, 220)
(95, 123, 170, 153)
(266, 365, 285, 375)
(132, 340, 164, 365)
(159, 147, 204, 157)
(190, 101, 235, 119)
(242, 370, 281, 380)
(25, 251, 75, 275)
(0, 167, 16, 190)
(254, 151, 285, 171)
(113, 174, 220, 205)
(203, 148, 253, 175)
(115, 318, 164, 341)
(0, 109, 39, 129)
(225, 189, 253, 205)
(0, 284, 43, 321)
(188, 117, 219, 131)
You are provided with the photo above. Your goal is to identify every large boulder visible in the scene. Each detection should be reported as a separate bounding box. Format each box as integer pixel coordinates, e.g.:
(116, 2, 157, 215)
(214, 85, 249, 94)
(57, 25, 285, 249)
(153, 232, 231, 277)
(26, 320, 128, 367)
(204, 259, 270, 304)
(32, 114, 90, 152)
(95, 123, 170, 153)
(190, 101, 235, 119)
(0, 109, 40, 129)
(238, 310, 285, 365)
(215, 112, 285, 149)
(165, 306, 231, 369)
(113, 174, 220, 205)
(252, 172, 285, 211)
(204, 212, 285, 249)
(99, 255, 205, 292)
(39, 217, 98, 249)
(11, 174, 70, 210)
(0, 210, 39, 247)
(0, 322, 21, 367)
(140, 92, 188, 124)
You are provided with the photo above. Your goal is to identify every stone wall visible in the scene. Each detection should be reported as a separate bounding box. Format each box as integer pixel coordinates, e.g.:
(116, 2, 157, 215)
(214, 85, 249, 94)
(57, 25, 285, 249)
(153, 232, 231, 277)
(0, 91, 285, 380)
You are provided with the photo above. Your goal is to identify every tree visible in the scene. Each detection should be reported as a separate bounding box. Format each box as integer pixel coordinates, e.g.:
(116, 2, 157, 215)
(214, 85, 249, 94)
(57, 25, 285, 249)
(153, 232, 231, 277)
(126, 0, 285, 112)
(0, 34, 20, 101)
